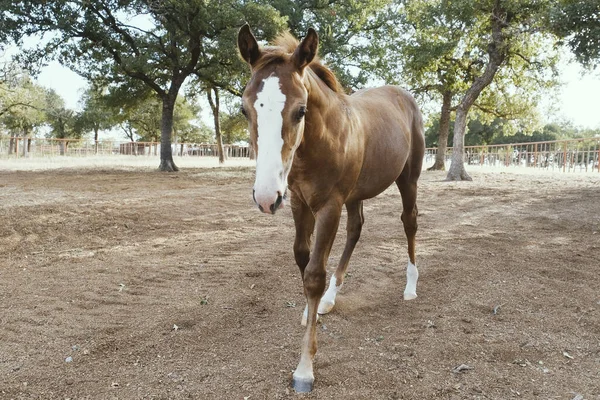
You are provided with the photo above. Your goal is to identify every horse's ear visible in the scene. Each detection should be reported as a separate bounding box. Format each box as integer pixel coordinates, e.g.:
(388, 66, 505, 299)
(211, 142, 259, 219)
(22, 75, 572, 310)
(238, 24, 261, 67)
(292, 28, 318, 70)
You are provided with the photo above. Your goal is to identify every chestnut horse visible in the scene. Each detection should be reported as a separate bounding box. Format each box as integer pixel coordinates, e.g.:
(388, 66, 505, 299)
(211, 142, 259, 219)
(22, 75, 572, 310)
(238, 25, 425, 392)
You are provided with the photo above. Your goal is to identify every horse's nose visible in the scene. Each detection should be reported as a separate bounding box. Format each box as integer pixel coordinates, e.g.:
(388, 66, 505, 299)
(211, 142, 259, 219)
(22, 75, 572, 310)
(253, 190, 283, 214)
(270, 193, 283, 213)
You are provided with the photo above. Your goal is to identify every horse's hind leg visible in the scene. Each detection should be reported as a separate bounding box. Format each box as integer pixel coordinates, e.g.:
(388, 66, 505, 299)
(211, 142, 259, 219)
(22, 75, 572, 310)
(318, 200, 364, 315)
(396, 170, 420, 300)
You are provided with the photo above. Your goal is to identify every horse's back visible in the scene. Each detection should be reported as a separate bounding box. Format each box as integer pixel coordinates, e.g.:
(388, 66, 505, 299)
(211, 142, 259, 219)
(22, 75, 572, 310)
(346, 86, 424, 201)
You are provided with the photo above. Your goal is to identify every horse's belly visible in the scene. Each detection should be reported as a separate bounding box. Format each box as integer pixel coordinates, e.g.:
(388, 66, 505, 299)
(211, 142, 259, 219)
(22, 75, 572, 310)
(349, 147, 409, 201)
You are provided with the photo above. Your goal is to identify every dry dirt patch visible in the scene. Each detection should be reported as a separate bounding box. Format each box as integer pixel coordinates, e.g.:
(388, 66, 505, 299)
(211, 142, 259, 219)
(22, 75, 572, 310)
(1, 167, 599, 399)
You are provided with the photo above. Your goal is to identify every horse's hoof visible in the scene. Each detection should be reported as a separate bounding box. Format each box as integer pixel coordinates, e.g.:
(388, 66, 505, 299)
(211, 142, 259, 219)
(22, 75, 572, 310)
(292, 377, 314, 393)
(317, 300, 334, 315)
(404, 292, 417, 300)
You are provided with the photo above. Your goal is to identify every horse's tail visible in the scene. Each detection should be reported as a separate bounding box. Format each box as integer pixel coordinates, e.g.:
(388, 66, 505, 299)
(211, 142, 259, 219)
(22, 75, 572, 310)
(405, 90, 425, 170)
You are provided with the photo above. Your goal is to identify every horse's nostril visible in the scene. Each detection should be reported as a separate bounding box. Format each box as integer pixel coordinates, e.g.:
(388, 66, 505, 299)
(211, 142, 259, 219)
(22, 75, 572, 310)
(271, 193, 283, 213)
(253, 189, 257, 204)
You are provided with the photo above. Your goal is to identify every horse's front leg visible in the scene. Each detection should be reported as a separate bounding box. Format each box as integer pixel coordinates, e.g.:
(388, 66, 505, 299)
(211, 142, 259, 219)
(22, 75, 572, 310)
(291, 193, 315, 278)
(291, 194, 317, 325)
(292, 200, 342, 393)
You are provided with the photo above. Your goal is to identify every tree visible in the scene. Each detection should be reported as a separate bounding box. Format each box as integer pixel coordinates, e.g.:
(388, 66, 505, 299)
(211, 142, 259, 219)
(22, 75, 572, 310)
(0, 71, 48, 155)
(171, 97, 204, 144)
(425, 0, 558, 181)
(76, 87, 117, 153)
(44, 89, 79, 139)
(43, 88, 80, 154)
(2, 0, 286, 171)
(220, 100, 248, 145)
(389, 0, 558, 173)
(391, 0, 472, 170)
(108, 94, 202, 144)
(206, 87, 226, 164)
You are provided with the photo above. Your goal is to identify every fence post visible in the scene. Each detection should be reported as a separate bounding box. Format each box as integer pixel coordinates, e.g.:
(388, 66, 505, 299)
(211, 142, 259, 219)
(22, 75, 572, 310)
(563, 142, 567, 172)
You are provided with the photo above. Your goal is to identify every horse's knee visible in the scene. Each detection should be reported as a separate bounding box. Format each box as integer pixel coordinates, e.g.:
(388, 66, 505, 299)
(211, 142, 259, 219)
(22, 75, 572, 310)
(303, 267, 326, 297)
(294, 237, 310, 269)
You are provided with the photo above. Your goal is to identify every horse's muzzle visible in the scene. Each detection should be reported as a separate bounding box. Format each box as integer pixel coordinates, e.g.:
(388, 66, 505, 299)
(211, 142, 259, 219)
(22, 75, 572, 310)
(253, 189, 284, 214)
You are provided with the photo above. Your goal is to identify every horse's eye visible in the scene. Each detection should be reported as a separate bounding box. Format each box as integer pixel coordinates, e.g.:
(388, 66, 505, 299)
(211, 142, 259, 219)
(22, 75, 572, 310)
(297, 105, 307, 121)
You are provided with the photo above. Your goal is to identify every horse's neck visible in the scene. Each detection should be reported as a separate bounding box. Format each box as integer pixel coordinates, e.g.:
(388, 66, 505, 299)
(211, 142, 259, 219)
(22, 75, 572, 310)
(303, 72, 347, 144)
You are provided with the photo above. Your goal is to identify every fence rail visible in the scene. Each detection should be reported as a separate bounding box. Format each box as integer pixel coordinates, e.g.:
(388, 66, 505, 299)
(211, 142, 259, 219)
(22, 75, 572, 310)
(1, 135, 599, 172)
(425, 138, 600, 173)
(0, 136, 253, 159)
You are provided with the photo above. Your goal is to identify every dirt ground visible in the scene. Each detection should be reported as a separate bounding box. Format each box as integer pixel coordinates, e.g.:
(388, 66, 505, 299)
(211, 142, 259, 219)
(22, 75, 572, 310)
(1, 164, 599, 400)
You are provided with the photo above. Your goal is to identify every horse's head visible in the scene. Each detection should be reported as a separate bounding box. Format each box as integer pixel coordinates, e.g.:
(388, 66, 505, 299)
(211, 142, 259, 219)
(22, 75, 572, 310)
(237, 24, 318, 214)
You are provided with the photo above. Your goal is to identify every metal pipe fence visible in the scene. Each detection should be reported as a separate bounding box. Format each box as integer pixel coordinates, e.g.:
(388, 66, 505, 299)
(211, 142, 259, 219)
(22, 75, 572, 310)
(426, 137, 600, 173)
(1, 135, 598, 172)
(0, 136, 253, 159)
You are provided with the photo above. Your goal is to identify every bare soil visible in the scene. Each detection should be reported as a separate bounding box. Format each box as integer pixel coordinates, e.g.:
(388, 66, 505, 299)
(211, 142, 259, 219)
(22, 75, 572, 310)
(1, 166, 599, 399)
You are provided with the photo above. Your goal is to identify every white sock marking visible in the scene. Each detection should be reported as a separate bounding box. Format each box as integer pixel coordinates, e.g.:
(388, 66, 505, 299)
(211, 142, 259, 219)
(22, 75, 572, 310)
(404, 261, 418, 300)
(301, 304, 308, 326)
(318, 276, 342, 314)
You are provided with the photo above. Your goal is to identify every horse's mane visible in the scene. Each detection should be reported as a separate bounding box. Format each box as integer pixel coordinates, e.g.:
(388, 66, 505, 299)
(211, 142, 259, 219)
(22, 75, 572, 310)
(255, 32, 343, 94)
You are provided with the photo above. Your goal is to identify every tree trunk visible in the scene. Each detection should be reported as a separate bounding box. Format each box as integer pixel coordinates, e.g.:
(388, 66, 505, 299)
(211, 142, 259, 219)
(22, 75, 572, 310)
(446, 105, 473, 180)
(158, 94, 179, 172)
(207, 87, 225, 164)
(446, 0, 507, 181)
(428, 91, 453, 171)
(94, 127, 99, 154)
(9, 137, 15, 155)
(20, 128, 29, 157)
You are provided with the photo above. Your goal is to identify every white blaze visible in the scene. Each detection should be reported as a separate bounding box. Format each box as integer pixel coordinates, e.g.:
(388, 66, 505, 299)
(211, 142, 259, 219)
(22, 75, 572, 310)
(253, 76, 287, 205)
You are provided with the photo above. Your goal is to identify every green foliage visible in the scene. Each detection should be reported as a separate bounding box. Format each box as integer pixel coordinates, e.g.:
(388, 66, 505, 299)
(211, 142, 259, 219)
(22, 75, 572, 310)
(549, 0, 600, 68)
(425, 115, 599, 148)
(392, 0, 560, 116)
(190, 1, 287, 97)
(272, 0, 396, 90)
(105, 93, 203, 142)
(0, 71, 47, 136)
(44, 88, 81, 139)
(75, 87, 118, 139)
(220, 111, 248, 144)
(2, 0, 288, 169)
